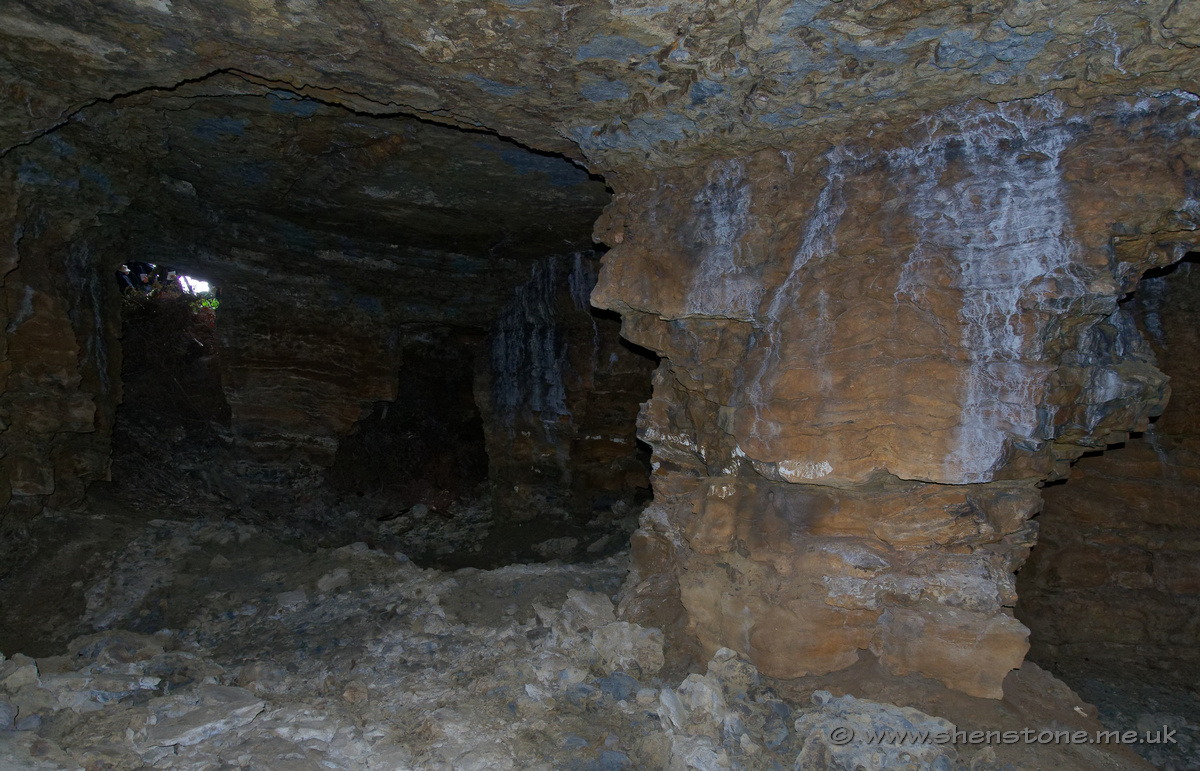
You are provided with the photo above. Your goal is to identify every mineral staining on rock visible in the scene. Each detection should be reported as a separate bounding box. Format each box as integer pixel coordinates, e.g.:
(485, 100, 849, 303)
(597, 93, 1197, 697)
(891, 96, 1084, 484)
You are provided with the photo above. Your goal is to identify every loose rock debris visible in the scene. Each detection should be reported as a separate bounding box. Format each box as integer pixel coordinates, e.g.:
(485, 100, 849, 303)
(0, 518, 1136, 770)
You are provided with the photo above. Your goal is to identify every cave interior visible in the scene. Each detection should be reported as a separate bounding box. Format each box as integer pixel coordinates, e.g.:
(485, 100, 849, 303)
(1, 1, 1200, 769)
(74, 85, 658, 568)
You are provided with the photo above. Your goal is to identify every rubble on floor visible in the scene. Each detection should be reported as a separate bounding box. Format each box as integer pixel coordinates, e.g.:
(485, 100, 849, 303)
(1042, 662, 1200, 771)
(0, 517, 1166, 770)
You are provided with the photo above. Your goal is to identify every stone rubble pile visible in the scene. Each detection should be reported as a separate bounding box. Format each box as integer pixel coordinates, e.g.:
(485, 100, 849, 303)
(0, 519, 998, 771)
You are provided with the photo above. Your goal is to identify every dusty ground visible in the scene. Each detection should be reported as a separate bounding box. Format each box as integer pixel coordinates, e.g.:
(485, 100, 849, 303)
(0, 493, 1178, 770)
(1031, 659, 1200, 771)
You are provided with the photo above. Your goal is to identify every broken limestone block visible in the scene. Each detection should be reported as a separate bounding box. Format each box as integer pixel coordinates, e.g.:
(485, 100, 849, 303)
(142, 685, 264, 748)
(591, 621, 664, 675)
(13, 714, 40, 732)
(39, 671, 161, 713)
(676, 673, 728, 731)
(235, 658, 289, 691)
(561, 590, 616, 627)
(530, 651, 589, 689)
(521, 683, 552, 712)
(541, 590, 617, 646)
(872, 604, 1029, 699)
(587, 534, 612, 553)
(0, 655, 39, 691)
(5, 680, 57, 723)
(453, 743, 516, 771)
(704, 647, 760, 700)
(330, 725, 372, 762)
(317, 567, 351, 593)
(658, 687, 689, 732)
(335, 541, 371, 558)
(532, 537, 578, 560)
(0, 731, 82, 770)
(265, 706, 339, 744)
(275, 589, 307, 611)
(342, 679, 368, 703)
(794, 691, 958, 771)
(365, 744, 416, 771)
(67, 630, 165, 666)
(666, 733, 731, 771)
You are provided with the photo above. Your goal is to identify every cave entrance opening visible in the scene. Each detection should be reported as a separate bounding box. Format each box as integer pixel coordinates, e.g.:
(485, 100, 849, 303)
(109, 269, 231, 508)
(1015, 252, 1200, 766)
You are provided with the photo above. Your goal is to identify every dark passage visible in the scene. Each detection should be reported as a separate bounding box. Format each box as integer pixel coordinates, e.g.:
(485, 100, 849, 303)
(50, 83, 656, 569)
(1016, 253, 1200, 771)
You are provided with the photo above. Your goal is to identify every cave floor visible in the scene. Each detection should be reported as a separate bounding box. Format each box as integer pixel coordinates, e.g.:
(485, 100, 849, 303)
(0, 498, 1179, 770)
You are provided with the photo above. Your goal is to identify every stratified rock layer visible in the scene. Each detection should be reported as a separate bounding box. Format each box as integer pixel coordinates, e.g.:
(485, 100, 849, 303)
(0, 88, 651, 528)
(477, 254, 655, 522)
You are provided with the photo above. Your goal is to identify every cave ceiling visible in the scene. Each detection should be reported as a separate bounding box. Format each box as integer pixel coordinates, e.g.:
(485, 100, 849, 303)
(4, 0, 1198, 173)
(133, 87, 610, 257)
(18, 76, 611, 269)
(5, 73, 613, 325)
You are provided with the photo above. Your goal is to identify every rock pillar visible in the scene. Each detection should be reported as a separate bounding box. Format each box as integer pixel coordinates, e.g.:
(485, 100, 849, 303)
(595, 95, 1200, 697)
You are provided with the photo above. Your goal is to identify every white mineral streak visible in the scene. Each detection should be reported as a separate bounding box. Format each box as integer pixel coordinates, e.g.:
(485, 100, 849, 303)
(766, 146, 855, 325)
(641, 425, 705, 459)
(567, 251, 596, 312)
(708, 480, 737, 498)
(740, 146, 854, 457)
(891, 95, 1084, 483)
(491, 256, 572, 430)
(686, 159, 763, 318)
(776, 459, 833, 481)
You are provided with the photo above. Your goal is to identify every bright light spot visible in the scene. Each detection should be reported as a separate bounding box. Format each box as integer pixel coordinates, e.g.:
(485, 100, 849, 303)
(180, 275, 211, 294)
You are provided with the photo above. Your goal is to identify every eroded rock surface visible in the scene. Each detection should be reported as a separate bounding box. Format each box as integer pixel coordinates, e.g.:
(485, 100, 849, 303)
(598, 95, 1198, 696)
(3, 0, 1200, 171)
(1015, 256, 1200, 770)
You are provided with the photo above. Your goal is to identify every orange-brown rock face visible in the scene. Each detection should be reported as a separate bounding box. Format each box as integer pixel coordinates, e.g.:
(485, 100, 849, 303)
(215, 282, 402, 469)
(0, 165, 125, 530)
(598, 95, 1200, 697)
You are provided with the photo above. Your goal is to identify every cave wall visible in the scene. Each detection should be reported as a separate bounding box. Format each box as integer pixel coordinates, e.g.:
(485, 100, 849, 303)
(476, 253, 655, 522)
(594, 95, 1199, 697)
(207, 246, 654, 521)
(0, 156, 126, 532)
(214, 271, 403, 472)
(1018, 258, 1200, 669)
(329, 329, 491, 509)
(0, 87, 638, 523)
